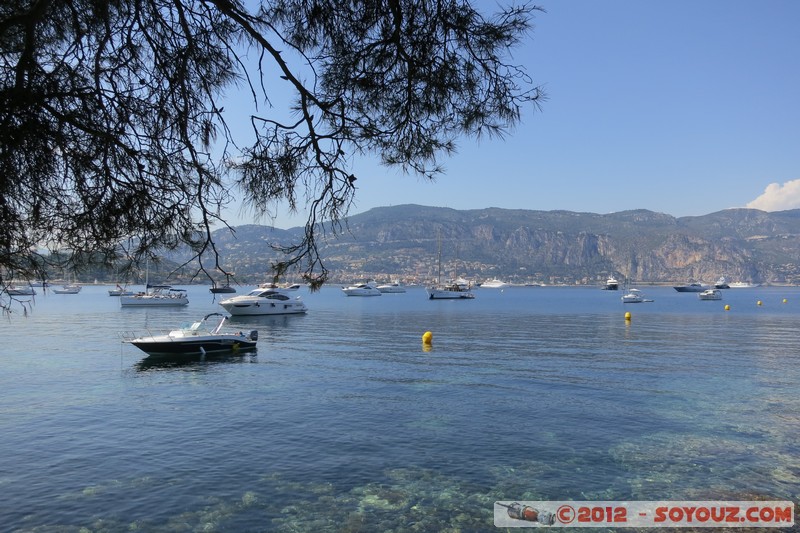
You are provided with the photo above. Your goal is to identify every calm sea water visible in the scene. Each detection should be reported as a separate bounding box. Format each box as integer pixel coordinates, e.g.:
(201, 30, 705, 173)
(1, 284, 798, 532)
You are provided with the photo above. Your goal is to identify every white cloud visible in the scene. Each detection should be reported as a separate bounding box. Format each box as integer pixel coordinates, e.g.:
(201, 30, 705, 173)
(746, 179, 800, 212)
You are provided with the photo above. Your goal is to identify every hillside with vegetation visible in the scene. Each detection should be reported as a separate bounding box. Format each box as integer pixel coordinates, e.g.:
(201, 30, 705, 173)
(189, 205, 800, 286)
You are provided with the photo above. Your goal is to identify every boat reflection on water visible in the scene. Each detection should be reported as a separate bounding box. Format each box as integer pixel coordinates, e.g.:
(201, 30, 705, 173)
(134, 351, 258, 371)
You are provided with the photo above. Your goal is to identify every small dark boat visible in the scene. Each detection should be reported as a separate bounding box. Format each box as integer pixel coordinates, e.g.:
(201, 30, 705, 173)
(674, 283, 707, 293)
(210, 274, 237, 294)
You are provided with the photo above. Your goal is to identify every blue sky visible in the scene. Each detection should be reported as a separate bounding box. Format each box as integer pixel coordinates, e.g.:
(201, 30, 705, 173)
(224, 0, 800, 229)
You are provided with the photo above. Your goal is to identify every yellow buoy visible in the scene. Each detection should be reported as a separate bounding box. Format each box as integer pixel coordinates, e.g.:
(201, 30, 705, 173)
(783, 298, 788, 304)
(724, 304, 730, 311)
(757, 300, 763, 306)
(624, 311, 631, 321)
(422, 331, 433, 345)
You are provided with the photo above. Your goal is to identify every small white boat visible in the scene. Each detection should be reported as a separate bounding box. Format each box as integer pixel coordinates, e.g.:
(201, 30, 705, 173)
(342, 283, 382, 296)
(427, 283, 475, 299)
(481, 278, 508, 289)
(5, 284, 37, 296)
(124, 313, 257, 356)
(109, 284, 134, 296)
(376, 282, 406, 293)
(120, 286, 189, 307)
(698, 289, 723, 300)
(53, 284, 82, 294)
(621, 288, 653, 303)
(219, 288, 308, 316)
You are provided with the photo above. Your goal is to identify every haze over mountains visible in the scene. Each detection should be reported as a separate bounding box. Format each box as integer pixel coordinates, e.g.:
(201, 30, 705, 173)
(201, 205, 800, 286)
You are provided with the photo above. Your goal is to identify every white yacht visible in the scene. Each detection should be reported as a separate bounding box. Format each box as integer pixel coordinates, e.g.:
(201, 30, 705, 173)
(341, 283, 382, 296)
(376, 282, 406, 293)
(219, 288, 308, 316)
(729, 281, 759, 288)
(481, 278, 508, 289)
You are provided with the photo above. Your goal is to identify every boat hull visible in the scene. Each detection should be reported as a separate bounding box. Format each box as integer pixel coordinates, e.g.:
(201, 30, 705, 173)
(130, 337, 257, 356)
(210, 286, 237, 294)
(5, 287, 36, 296)
(674, 284, 706, 292)
(220, 301, 308, 316)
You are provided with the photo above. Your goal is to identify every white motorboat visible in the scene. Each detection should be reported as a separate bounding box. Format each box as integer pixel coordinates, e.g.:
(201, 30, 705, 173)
(53, 284, 82, 294)
(698, 289, 723, 300)
(219, 288, 308, 316)
(124, 313, 258, 356)
(376, 282, 406, 293)
(604, 277, 619, 290)
(342, 283, 382, 296)
(120, 285, 189, 306)
(481, 278, 508, 289)
(621, 288, 653, 303)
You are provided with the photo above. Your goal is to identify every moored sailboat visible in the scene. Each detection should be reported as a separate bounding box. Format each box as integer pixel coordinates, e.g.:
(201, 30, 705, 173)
(426, 236, 474, 300)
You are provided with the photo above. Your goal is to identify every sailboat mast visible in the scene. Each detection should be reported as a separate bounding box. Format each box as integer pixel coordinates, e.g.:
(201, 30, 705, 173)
(436, 233, 443, 285)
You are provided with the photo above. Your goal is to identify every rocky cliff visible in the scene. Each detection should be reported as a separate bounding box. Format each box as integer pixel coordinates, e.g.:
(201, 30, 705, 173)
(207, 205, 800, 285)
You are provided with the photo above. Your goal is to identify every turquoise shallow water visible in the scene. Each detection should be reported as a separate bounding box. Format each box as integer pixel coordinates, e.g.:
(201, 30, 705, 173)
(0, 284, 798, 531)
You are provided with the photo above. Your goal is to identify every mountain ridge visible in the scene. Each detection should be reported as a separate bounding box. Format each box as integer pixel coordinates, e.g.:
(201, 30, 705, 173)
(203, 204, 800, 285)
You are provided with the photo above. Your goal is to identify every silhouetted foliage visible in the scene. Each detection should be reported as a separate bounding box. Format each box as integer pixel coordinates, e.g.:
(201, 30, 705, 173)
(1, 0, 543, 312)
